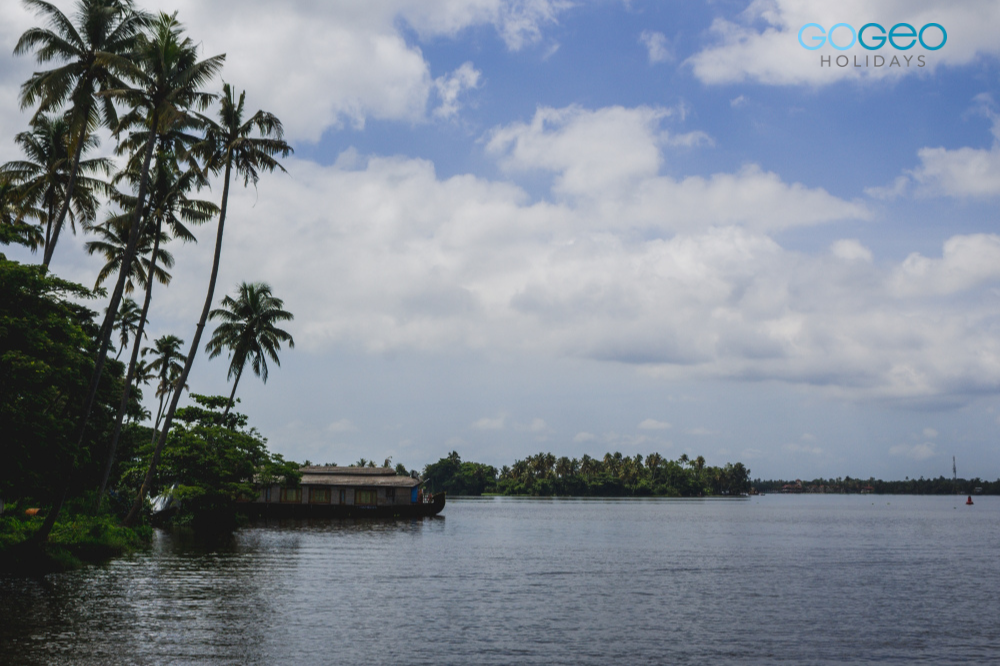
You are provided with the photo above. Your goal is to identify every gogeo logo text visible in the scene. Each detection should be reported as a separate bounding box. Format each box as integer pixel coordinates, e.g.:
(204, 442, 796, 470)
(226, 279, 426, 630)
(798, 23, 947, 51)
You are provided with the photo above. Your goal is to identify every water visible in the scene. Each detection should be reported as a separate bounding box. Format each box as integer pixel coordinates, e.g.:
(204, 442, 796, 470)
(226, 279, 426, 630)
(2, 495, 998, 665)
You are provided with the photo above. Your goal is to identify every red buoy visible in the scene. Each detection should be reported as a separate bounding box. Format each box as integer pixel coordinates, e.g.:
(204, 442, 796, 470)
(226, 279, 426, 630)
(966, 496, 974, 505)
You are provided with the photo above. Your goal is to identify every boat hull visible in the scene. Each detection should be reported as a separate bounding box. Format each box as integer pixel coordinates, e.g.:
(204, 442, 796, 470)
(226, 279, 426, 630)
(238, 492, 446, 520)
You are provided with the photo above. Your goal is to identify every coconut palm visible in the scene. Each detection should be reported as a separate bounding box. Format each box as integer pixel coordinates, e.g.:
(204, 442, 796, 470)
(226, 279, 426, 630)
(87, 217, 173, 295)
(39, 14, 222, 539)
(111, 297, 143, 361)
(125, 83, 290, 526)
(0, 114, 111, 266)
(142, 334, 186, 440)
(95, 153, 215, 508)
(15, 0, 148, 267)
(206, 282, 295, 418)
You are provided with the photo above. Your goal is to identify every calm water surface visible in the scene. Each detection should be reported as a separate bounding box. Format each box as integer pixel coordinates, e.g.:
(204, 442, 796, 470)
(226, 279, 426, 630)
(2, 495, 998, 665)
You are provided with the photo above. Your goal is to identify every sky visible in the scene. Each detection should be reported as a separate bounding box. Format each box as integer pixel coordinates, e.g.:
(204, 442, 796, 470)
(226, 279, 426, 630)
(3, 0, 1000, 480)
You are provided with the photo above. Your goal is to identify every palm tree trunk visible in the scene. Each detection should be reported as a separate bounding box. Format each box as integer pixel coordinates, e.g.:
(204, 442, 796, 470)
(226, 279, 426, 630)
(96, 213, 162, 511)
(125, 160, 233, 526)
(152, 387, 169, 443)
(42, 196, 54, 264)
(222, 364, 243, 419)
(34, 132, 158, 543)
(42, 125, 87, 268)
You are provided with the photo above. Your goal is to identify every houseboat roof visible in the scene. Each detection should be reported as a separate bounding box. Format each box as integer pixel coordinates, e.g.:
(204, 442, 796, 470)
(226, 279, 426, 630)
(299, 466, 419, 488)
(300, 466, 398, 476)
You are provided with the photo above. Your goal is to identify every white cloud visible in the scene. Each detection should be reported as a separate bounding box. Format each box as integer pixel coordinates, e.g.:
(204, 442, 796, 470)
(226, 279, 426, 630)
(327, 419, 358, 433)
(831, 239, 873, 263)
(869, 100, 1000, 200)
(911, 143, 1000, 198)
(889, 442, 937, 460)
(784, 442, 823, 455)
(472, 415, 506, 430)
(434, 62, 481, 119)
(2, 0, 570, 143)
(922, 427, 938, 438)
(865, 176, 909, 201)
(639, 30, 673, 64)
(729, 95, 748, 108)
(890, 234, 1000, 296)
(687, 1, 1000, 87)
(487, 105, 672, 196)
(573, 432, 596, 442)
(527, 417, 547, 432)
(686, 427, 716, 436)
(485, 105, 869, 231)
(638, 419, 672, 430)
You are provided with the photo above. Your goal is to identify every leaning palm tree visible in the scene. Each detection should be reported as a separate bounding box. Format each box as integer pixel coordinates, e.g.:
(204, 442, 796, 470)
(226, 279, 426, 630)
(142, 334, 186, 439)
(15, 0, 148, 267)
(38, 13, 222, 541)
(87, 217, 174, 295)
(95, 153, 215, 508)
(124, 83, 290, 525)
(206, 282, 295, 418)
(0, 114, 111, 265)
(111, 297, 143, 360)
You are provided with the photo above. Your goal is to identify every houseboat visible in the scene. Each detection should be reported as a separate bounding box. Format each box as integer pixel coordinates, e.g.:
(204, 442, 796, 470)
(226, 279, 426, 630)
(243, 466, 445, 519)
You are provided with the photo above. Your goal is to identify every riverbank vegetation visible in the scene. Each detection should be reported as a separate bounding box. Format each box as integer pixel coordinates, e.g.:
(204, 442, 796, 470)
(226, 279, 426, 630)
(754, 476, 1000, 495)
(1, 0, 296, 566)
(423, 451, 752, 497)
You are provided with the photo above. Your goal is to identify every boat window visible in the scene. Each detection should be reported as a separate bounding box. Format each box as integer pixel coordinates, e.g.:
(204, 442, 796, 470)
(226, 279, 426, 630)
(310, 488, 330, 504)
(280, 488, 301, 503)
(356, 489, 377, 506)
(386, 488, 395, 501)
(338, 489, 346, 505)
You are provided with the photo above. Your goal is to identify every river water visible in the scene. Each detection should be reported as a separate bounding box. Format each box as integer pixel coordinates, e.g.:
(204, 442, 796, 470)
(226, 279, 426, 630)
(1, 495, 998, 665)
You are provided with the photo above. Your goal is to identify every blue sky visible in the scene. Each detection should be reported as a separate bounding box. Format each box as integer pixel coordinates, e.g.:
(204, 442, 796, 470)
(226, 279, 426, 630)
(3, 0, 1000, 479)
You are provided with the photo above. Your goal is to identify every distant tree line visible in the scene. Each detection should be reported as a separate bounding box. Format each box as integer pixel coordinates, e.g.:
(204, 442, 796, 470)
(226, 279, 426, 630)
(754, 476, 1000, 495)
(423, 451, 751, 497)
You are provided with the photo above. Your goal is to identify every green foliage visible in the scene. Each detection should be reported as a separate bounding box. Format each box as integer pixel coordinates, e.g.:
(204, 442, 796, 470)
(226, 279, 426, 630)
(0, 255, 142, 501)
(0, 499, 151, 574)
(754, 476, 1000, 495)
(148, 394, 299, 530)
(423, 450, 751, 498)
(423, 452, 499, 496)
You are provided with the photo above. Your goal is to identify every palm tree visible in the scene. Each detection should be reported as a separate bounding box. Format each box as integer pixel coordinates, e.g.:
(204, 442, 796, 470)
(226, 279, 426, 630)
(87, 217, 173, 295)
(15, 0, 148, 267)
(142, 334, 185, 439)
(125, 83, 290, 526)
(95, 152, 215, 509)
(0, 114, 111, 266)
(39, 13, 222, 540)
(0, 177, 43, 249)
(205, 282, 294, 418)
(111, 297, 143, 360)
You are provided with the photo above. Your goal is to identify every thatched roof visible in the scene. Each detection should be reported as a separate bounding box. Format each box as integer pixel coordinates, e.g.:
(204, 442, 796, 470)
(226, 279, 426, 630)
(299, 466, 397, 476)
(301, 473, 419, 488)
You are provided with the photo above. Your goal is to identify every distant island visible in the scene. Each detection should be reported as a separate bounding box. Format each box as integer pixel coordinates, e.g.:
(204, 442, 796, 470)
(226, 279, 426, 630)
(420, 451, 751, 497)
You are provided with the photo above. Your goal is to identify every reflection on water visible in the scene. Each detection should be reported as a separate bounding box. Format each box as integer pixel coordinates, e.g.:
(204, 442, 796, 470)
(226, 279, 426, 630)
(2, 496, 998, 665)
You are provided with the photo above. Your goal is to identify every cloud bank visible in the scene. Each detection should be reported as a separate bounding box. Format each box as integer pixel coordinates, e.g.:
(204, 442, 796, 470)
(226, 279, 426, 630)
(144, 103, 1000, 408)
